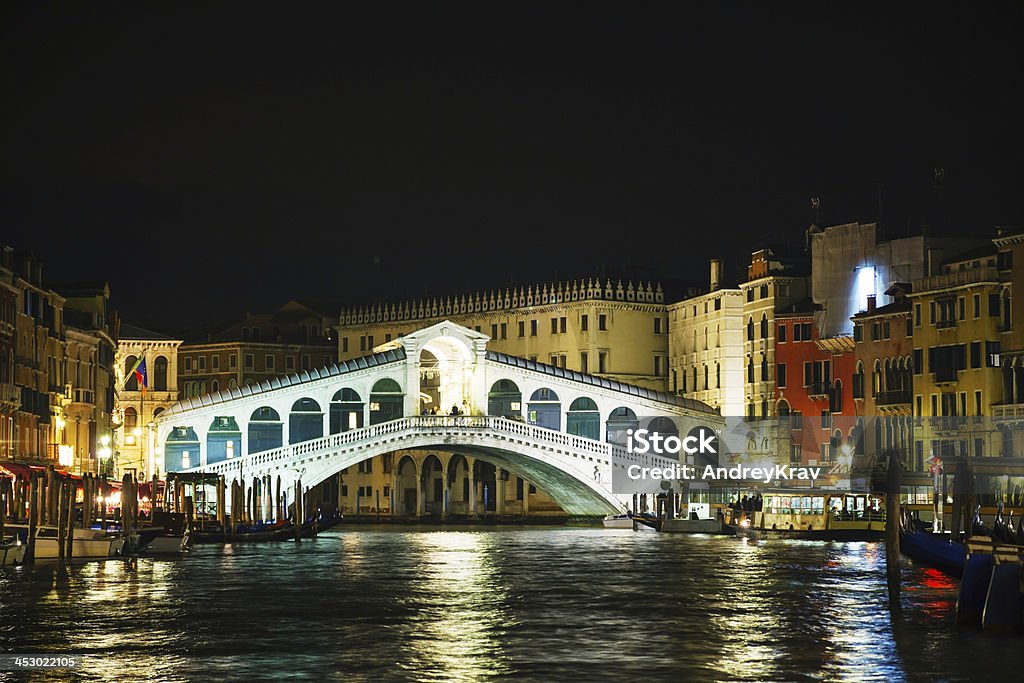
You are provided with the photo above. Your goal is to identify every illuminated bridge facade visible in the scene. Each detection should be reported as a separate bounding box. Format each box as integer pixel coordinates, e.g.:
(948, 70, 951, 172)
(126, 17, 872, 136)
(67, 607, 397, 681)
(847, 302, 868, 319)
(156, 321, 722, 515)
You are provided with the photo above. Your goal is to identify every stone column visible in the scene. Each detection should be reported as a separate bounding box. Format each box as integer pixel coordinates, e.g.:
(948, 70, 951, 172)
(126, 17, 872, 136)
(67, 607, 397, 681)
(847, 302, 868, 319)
(522, 478, 530, 516)
(415, 459, 425, 518)
(496, 469, 506, 515)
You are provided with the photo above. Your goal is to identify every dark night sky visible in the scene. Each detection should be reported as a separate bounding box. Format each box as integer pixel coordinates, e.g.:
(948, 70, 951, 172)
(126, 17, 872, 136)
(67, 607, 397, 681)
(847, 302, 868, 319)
(2, 2, 1022, 332)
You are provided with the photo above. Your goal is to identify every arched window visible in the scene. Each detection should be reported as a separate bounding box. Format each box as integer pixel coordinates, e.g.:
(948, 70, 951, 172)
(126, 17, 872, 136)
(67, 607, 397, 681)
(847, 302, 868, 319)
(831, 379, 843, 413)
(760, 313, 768, 339)
(154, 356, 168, 391)
(715, 362, 721, 388)
(854, 361, 865, 399)
(703, 365, 708, 390)
(124, 355, 138, 391)
(124, 407, 138, 431)
(747, 317, 754, 341)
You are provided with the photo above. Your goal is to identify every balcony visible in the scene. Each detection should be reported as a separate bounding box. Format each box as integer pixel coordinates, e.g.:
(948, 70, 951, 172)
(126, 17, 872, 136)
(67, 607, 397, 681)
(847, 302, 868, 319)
(932, 367, 958, 384)
(929, 416, 967, 433)
(69, 388, 95, 405)
(875, 389, 912, 406)
(913, 266, 999, 293)
(935, 319, 957, 330)
(0, 382, 20, 410)
(805, 382, 830, 398)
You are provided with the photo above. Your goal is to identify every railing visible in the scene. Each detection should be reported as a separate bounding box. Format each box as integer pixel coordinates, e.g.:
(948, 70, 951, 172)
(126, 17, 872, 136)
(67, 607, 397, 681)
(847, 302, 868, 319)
(184, 415, 674, 478)
(912, 266, 999, 293)
(929, 416, 967, 432)
(70, 388, 95, 405)
(805, 382, 830, 397)
(936, 319, 957, 329)
(0, 382, 19, 406)
(875, 389, 912, 406)
(932, 367, 958, 383)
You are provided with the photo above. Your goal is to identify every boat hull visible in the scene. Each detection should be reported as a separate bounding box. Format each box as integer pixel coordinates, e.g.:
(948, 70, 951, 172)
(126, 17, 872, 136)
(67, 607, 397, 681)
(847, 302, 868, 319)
(1, 542, 26, 566)
(732, 524, 884, 542)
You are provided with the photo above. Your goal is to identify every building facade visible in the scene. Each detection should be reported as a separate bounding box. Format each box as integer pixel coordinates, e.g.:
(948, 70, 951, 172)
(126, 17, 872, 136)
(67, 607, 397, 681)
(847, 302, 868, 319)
(668, 259, 745, 416)
(115, 324, 183, 480)
(333, 278, 671, 392)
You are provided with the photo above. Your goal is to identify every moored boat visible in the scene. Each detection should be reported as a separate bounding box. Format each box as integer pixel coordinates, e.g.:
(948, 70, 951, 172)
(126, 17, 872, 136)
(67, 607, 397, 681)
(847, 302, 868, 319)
(728, 490, 886, 541)
(6, 524, 125, 559)
(1, 536, 26, 566)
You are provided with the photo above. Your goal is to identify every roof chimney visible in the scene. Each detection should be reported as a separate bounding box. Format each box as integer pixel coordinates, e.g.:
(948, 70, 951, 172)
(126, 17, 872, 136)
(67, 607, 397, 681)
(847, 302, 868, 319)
(867, 295, 876, 312)
(710, 258, 722, 292)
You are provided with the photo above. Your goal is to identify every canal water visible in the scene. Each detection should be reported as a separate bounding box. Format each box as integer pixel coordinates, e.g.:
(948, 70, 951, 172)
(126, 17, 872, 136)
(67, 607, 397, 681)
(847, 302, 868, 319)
(1, 526, 1021, 682)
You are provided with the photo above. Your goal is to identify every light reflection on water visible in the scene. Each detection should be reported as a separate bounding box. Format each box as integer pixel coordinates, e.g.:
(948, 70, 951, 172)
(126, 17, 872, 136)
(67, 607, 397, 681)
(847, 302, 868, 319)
(0, 527, 1021, 682)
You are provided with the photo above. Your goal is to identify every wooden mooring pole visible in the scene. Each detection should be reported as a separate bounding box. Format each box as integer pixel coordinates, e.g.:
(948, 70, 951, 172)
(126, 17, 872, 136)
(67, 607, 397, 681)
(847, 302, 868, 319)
(885, 450, 902, 613)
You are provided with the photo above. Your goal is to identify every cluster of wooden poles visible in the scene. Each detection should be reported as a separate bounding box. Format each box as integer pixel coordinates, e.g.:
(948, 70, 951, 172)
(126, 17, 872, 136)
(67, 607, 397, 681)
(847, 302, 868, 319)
(164, 472, 316, 542)
(0, 466, 145, 564)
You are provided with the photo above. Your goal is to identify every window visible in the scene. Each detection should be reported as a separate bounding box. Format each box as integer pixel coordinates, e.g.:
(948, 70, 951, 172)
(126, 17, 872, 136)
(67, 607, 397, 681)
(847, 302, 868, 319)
(560, 317, 567, 334)
(747, 358, 754, 383)
(913, 348, 923, 374)
(906, 317, 913, 337)
(551, 318, 558, 334)
(760, 284, 768, 299)
(760, 314, 768, 339)
(714, 298, 721, 311)
(286, 356, 295, 371)
(530, 320, 538, 336)
(198, 356, 206, 371)
(930, 301, 936, 324)
(580, 352, 588, 374)
(970, 341, 981, 369)
(367, 335, 374, 348)
(747, 318, 754, 341)
(958, 297, 966, 321)
(342, 337, 349, 353)
(244, 354, 254, 369)
(491, 324, 498, 339)
(654, 317, 662, 334)
(973, 294, 981, 318)
(747, 288, 754, 302)
(385, 333, 392, 342)
(986, 341, 1001, 367)
(854, 324, 863, 342)
(777, 363, 787, 388)
(598, 314, 608, 331)
(598, 351, 608, 373)
(265, 355, 275, 371)
(229, 353, 237, 369)
(914, 303, 922, 327)
(360, 336, 367, 352)
(989, 293, 1000, 317)
(801, 323, 811, 340)
(581, 314, 589, 331)
(518, 321, 525, 337)
(975, 390, 983, 416)
(654, 356, 663, 377)
(212, 355, 220, 371)
(301, 354, 311, 370)
(779, 325, 787, 343)
(500, 323, 507, 339)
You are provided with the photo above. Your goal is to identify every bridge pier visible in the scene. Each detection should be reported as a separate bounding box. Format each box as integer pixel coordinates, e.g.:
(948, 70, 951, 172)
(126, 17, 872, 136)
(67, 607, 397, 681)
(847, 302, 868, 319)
(496, 469, 507, 515)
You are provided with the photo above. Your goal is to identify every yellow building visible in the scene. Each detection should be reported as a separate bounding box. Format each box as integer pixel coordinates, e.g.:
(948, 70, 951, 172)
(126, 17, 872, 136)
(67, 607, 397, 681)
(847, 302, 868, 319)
(1, 248, 66, 466)
(333, 278, 671, 393)
(115, 324, 183, 480)
(907, 245, 1003, 465)
(669, 259, 745, 416)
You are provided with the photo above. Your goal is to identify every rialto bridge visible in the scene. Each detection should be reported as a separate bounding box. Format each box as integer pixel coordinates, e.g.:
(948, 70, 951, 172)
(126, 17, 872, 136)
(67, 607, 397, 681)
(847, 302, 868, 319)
(156, 321, 724, 516)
